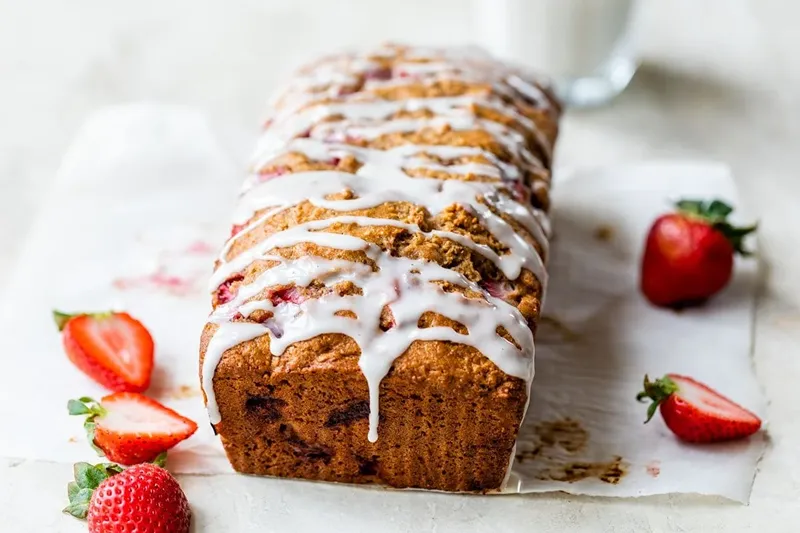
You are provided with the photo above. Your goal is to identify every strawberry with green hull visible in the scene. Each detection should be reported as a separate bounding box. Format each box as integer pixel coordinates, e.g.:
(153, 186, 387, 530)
(54, 310, 155, 393)
(637, 374, 762, 443)
(64, 461, 191, 533)
(69, 393, 198, 465)
(640, 199, 757, 308)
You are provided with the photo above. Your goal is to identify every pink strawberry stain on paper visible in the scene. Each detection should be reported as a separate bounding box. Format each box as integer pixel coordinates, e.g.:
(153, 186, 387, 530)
(113, 269, 197, 297)
(646, 460, 661, 478)
(112, 235, 217, 296)
(183, 240, 216, 255)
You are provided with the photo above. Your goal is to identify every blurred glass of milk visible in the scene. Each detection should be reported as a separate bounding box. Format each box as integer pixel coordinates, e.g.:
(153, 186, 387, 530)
(471, 0, 639, 107)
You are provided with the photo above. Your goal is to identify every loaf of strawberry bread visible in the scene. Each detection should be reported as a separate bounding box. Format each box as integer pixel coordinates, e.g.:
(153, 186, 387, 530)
(200, 43, 560, 492)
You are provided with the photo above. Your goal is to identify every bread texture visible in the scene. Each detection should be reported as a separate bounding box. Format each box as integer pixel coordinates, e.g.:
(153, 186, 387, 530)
(199, 43, 560, 492)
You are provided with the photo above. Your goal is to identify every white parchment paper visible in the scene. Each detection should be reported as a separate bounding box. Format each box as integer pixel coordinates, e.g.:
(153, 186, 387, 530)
(0, 105, 767, 503)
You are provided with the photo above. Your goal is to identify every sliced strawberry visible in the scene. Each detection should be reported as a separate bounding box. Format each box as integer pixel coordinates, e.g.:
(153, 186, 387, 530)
(54, 311, 154, 393)
(68, 394, 198, 465)
(637, 374, 762, 443)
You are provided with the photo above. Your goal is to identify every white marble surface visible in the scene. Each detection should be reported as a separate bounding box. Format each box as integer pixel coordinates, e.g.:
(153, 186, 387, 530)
(2, 0, 800, 531)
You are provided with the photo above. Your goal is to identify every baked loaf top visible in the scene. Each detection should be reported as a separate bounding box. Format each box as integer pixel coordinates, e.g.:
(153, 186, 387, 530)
(201, 43, 560, 443)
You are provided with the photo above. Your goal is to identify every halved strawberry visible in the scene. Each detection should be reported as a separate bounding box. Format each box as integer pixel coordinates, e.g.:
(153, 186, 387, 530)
(54, 310, 154, 393)
(637, 374, 762, 443)
(68, 393, 198, 465)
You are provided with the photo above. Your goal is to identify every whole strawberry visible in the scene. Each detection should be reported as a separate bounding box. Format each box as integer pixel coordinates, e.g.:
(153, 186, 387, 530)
(637, 374, 762, 443)
(640, 199, 756, 308)
(64, 462, 191, 533)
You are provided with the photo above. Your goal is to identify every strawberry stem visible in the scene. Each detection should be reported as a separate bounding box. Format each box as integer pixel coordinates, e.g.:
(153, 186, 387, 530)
(675, 198, 757, 256)
(636, 374, 679, 423)
(153, 452, 168, 468)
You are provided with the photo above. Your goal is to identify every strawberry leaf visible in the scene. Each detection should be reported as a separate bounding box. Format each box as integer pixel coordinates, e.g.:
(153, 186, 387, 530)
(102, 463, 125, 476)
(74, 462, 108, 490)
(67, 399, 91, 416)
(65, 462, 124, 520)
(675, 198, 757, 256)
(674, 199, 706, 218)
(676, 199, 733, 224)
(52, 310, 76, 331)
(66, 481, 80, 501)
(53, 310, 113, 331)
(706, 200, 733, 219)
(63, 488, 93, 520)
(715, 222, 758, 256)
(84, 420, 104, 457)
(67, 397, 107, 455)
(66, 397, 106, 417)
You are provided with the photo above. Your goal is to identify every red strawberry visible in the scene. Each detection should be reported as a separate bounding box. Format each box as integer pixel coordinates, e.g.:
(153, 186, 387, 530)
(230, 223, 246, 237)
(640, 199, 756, 308)
(68, 394, 198, 465)
(636, 374, 762, 443)
(54, 310, 155, 392)
(64, 462, 191, 533)
(364, 66, 392, 81)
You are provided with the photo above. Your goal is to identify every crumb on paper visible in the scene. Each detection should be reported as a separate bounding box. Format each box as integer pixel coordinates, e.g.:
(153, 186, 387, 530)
(537, 456, 628, 485)
(772, 315, 800, 329)
(536, 418, 589, 453)
(184, 240, 216, 255)
(515, 445, 543, 464)
(537, 315, 580, 344)
(593, 224, 614, 242)
(515, 417, 588, 463)
(167, 385, 202, 400)
(68, 436, 78, 443)
(646, 460, 661, 478)
(514, 418, 627, 485)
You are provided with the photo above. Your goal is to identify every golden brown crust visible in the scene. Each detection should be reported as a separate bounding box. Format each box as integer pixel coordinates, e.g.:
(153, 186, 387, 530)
(200, 43, 559, 492)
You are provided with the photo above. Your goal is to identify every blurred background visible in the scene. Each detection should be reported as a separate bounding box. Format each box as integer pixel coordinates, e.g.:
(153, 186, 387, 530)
(0, 0, 796, 287)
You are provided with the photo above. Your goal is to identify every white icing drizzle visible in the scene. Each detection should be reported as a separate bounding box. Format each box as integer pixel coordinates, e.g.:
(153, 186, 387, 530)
(250, 140, 523, 185)
(203, 248, 535, 439)
(213, 169, 547, 288)
(203, 45, 553, 444)
(257, 97, 549, 170)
